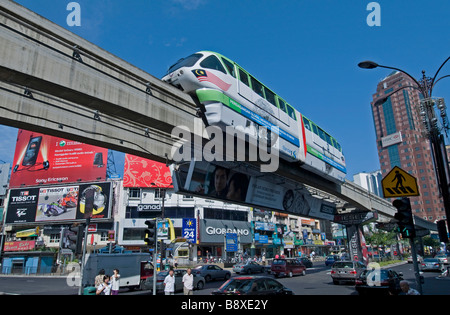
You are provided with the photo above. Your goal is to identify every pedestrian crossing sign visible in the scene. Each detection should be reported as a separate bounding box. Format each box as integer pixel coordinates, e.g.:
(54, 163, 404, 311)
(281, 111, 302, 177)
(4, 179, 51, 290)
(381, 166, 420, 198)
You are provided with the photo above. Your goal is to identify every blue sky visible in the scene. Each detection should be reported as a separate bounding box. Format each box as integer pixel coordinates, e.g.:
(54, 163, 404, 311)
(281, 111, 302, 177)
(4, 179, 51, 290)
(2, 0, 450, 180)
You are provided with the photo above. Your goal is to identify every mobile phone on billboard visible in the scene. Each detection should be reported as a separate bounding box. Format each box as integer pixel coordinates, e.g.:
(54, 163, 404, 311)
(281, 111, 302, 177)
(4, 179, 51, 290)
(22, 136, 42, 166)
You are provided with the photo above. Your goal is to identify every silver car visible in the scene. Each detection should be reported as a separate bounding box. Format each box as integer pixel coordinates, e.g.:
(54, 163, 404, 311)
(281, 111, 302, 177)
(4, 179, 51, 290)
(233, 261, 264, 274)
(192, 264, 231, 282)
(331, 261, 366, 284)
(420, 258, 445, 272)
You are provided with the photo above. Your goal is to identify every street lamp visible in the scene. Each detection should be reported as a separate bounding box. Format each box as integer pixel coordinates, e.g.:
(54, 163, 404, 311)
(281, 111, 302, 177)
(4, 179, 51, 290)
(359, 57, 450, 294)
(358, 57, 450, 232)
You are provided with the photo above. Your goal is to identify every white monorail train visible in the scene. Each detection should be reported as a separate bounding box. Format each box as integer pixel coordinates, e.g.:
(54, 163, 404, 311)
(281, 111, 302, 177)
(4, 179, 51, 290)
(162, 51, 346, 182)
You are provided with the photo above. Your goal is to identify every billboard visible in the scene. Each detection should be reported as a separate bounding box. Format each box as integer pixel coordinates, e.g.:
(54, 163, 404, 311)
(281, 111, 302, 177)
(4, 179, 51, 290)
(9, 129, 108, 188)
(171, 160, 336, 220)
(123, 154, 173, 188)
(5, 182, 112, 224)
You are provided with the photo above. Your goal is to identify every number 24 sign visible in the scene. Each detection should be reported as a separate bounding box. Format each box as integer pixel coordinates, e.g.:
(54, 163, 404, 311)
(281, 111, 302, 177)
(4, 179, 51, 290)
(182, 218, 197, 243)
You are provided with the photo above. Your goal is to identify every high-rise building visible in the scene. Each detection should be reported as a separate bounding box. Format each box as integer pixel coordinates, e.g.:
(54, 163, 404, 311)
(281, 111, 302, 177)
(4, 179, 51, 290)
(371, 71, 446, 222)
(353, 170, 383, 197)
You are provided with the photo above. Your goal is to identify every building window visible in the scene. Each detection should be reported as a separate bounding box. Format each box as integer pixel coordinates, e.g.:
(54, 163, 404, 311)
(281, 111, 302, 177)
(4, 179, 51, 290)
(129, 188, 141, 199)
(49, 233, 60, 244)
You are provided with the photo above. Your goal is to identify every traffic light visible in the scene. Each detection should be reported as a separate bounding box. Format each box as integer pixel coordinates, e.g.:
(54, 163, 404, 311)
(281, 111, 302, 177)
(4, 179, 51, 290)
(393, 197, 416, 239)
(144, 220, 157, 246)
(67, 223, 84, 256)
(437, 220, 449, 243)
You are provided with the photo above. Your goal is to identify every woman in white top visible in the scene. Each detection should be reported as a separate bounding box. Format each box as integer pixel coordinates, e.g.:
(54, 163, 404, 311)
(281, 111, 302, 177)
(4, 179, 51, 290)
(96, 275, 111, 295)
(110, 269, 120, 295)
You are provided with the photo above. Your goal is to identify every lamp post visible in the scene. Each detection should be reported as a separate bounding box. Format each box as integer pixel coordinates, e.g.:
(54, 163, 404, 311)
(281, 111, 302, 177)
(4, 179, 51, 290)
(358, 58, 450, 233)
(359, 57, 450, 294)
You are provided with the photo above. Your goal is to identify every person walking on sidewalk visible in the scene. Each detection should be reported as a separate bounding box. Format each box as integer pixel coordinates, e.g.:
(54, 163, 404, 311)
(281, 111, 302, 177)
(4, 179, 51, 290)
(182, 268, 194, 295)
(110, 269, 120, 295)
(164, 269, 175, 295)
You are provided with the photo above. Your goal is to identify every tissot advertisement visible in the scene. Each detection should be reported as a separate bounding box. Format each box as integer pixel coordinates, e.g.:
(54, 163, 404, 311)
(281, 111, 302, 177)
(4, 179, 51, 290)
(5, 182, 112, 224)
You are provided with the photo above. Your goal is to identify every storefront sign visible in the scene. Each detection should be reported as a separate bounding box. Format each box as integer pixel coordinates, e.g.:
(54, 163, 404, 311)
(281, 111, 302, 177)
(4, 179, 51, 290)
(137, 204, 161, 212)
(4, 240, 36, 252)
(200, 219, 252, 244)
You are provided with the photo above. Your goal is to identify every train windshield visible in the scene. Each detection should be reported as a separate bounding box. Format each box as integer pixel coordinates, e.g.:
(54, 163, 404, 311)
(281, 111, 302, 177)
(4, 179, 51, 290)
(167, 53, 203, 74)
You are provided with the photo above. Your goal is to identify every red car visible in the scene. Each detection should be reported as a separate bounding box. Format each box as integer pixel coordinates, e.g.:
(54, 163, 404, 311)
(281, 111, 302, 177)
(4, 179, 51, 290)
(271, 258, 306, 278)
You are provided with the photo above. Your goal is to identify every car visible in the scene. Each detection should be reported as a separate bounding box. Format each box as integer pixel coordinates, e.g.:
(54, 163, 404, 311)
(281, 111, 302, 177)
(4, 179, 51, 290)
(232, 261, 264, 274)
(325, 255, 340, 267)
(143, 269, 205, 293)
(407, 255, 423, 264)
(271, 258, 306, 278)
(331, 261, 366, 284)
(435, 255, 448, 265)
(420, 258, 445, 272)
(355, 269, 404, 295)
(297, 257, 313, 268)
(192, 264, 231, 282)
(211, 276, 294, 295)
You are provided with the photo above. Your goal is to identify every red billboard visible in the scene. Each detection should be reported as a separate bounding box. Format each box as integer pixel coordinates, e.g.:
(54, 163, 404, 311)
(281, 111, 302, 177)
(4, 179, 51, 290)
(123, 154, 173, 188)
(9, 129, 108, 188)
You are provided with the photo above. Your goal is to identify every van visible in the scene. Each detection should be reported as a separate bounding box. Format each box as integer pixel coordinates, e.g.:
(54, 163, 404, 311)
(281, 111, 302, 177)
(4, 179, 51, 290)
(331, 260, 366, 284)
(271, 258, 306, 278)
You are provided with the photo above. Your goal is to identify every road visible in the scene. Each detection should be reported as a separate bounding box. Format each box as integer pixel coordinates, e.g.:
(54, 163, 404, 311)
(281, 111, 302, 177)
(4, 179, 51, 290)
(0, 262, 448, 295)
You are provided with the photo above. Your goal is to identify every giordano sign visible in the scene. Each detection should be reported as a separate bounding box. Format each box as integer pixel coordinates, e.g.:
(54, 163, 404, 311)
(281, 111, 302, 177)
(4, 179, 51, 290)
(206, 226, 250, 236)
(200, 219, 252, 244)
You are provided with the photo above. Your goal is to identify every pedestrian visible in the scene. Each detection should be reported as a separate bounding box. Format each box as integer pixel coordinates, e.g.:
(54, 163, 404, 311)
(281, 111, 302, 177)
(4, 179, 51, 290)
(399, 280, 420, 295)
(110, 269, 120, 295)
(95, 269, 105, 288)
(96, 275, 111, 295)
(163, 269, 175, 295)
(182, 268, 194, 295)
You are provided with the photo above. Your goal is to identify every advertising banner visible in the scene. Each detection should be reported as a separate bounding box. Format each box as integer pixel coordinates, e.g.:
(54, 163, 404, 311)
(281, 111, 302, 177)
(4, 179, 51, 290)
(123, 154, 173, 188)
(182, 218, 197, 243)
(5, 182, 112, 224)
(171, 160, 336, 220)
(4, 241, 36, 252)
(9, 129, 108, 188)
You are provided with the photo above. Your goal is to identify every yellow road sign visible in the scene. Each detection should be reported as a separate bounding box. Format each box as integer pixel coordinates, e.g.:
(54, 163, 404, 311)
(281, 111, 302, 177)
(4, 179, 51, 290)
(381, 166, 420, 198)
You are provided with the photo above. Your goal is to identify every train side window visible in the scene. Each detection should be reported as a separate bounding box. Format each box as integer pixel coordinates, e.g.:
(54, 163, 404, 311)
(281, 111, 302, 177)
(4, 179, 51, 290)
(239, 69, 250, 86)
(265, 88, 276, 106)
(200, 55, 226, 74)
(325, 133, 333, 146)
(278, 98, 287, 112)
(302, 117, 311, 131)
(318, 127, 326, 142)
(222, 58, 236, 78)
(312, 123, 319, 135)
(287, 105, 296, 120)
(250, 76, 264, 98)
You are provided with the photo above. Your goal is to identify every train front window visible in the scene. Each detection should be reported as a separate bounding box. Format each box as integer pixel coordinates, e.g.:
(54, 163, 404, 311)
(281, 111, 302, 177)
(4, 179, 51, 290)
(200, 55, 226, 74)
(167, 53, 203, 74)
(222, 58, 236, 78)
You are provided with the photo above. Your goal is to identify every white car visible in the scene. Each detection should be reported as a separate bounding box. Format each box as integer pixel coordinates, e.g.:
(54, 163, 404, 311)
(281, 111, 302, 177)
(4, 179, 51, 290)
(407, 255, 423, 264)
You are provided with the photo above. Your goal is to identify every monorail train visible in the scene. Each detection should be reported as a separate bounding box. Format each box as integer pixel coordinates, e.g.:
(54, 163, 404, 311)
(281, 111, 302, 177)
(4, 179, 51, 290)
(162, 51, 346, 182)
